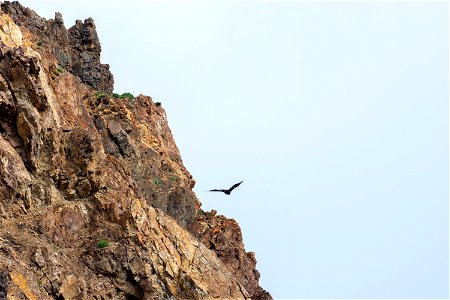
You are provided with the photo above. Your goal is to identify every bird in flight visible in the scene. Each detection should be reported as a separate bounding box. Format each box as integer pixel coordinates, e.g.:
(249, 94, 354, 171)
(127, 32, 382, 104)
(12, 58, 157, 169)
(209, 181, 243, 195)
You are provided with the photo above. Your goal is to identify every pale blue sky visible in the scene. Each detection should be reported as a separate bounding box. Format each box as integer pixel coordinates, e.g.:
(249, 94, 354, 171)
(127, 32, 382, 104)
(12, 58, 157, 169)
(22, 1, 448, 299)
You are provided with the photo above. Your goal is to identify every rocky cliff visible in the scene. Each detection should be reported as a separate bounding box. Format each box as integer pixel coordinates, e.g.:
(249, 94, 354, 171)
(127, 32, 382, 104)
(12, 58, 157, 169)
(0, 2, 271, 299)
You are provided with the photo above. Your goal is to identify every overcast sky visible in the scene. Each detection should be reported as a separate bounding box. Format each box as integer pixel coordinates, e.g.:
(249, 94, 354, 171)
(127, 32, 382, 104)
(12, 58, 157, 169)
(21, 1, 448, 299)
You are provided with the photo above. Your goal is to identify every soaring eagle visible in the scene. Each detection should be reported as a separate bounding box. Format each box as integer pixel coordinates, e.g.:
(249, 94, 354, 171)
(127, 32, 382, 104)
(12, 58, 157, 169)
(209, 181, 243, 195)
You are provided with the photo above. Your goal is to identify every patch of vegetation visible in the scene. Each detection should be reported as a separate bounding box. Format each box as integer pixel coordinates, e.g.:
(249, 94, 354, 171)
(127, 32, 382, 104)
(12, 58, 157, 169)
(95, 91, 107, 99)
(169, 175, 177, 181)
(97, 240, 109, 248)
(153, 177, 163, 185)
(197, 209, 205, 216)
(57, 66, 64, 74)
(120, 92, 134, 99)
(112, 92, 134, 99)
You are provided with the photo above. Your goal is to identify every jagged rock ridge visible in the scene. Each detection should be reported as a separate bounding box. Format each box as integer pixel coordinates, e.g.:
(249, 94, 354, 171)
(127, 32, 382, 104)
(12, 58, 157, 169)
(0, 2, 272, 299)
(1, 1, 114, 94)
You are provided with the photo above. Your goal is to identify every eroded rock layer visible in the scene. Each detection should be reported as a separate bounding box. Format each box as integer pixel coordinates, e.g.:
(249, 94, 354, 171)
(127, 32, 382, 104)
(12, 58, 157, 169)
(1, 1, 114, 94)
(0, 2, 272, 299)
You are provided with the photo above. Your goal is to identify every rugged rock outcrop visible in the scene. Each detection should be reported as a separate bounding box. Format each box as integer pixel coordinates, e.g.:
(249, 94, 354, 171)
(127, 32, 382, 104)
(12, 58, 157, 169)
(1, 1, 114, 94)
(189, 211, 272, 300)
(0, 2, 271, 299)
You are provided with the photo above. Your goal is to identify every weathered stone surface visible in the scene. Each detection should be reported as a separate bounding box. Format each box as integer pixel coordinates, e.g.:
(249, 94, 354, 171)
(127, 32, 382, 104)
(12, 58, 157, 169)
(190, 210, 273, 300)
(1, 1, 114, 93)
(0, 269, 8, 300)
(0, 3, 271, 299)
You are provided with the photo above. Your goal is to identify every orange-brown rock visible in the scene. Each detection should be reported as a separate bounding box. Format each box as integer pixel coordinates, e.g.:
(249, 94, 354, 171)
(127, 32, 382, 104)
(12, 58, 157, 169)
(1, 1, 114, 94)
(0, 2, 271, 299)
(190, 210, 272, 300)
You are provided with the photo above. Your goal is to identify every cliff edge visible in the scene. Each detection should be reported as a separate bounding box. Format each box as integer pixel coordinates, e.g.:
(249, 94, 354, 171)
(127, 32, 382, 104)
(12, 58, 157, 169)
(0, 2, 272, 299)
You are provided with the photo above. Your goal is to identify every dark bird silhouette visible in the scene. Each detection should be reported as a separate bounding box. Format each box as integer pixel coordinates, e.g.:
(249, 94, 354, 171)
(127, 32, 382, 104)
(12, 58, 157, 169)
(209, 181, 243, 195)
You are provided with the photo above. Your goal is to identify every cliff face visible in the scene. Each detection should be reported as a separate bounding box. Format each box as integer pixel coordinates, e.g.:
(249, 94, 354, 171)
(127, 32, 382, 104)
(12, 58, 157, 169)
(0, 2, 271, 299)
(1, 1, 114, 94)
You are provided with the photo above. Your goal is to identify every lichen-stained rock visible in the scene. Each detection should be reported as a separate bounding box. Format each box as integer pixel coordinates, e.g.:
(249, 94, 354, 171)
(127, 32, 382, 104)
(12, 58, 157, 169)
(0, 135, 31, 217)
(190, 210, 273, 300)
(87, 93, 199, 227)
(0, 13, 26, 48)
(0, 197, 249, 299)
(0, 3, 271, 299)
(128, 198, 249, 299)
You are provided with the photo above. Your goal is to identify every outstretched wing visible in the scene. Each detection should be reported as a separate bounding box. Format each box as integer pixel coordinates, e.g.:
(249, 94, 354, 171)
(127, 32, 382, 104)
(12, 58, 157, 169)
(228, 180, 243, 192)
(209, 189, 226, 193)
